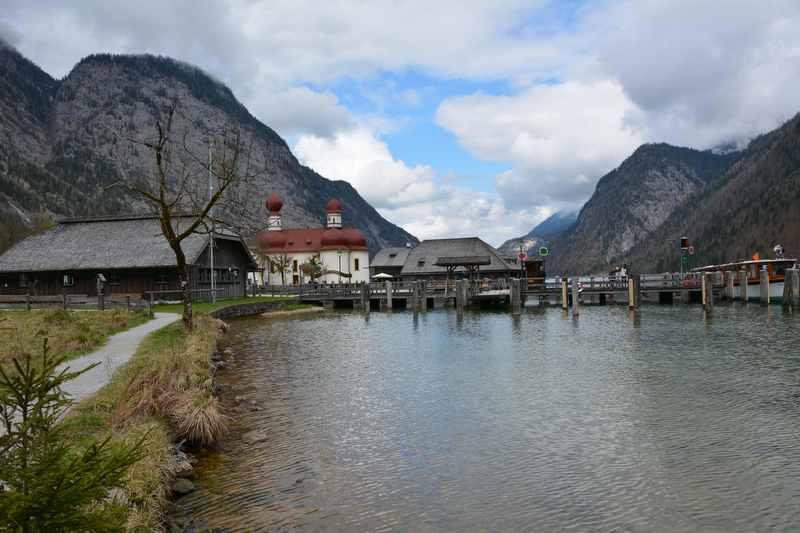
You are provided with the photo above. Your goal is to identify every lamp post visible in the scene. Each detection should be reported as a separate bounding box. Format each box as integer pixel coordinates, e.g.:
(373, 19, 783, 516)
(337, 249, 342, 284)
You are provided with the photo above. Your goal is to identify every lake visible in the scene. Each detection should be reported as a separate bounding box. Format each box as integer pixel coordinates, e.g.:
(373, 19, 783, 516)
(173, 305, 800, 531)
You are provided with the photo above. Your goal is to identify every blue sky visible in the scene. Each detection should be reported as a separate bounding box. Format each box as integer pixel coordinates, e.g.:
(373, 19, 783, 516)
(3, 0, 800, 245)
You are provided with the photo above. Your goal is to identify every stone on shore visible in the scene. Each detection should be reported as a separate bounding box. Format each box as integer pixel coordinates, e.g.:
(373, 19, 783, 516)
(171, 478, 195, 496)
(242, 429, 268, 444)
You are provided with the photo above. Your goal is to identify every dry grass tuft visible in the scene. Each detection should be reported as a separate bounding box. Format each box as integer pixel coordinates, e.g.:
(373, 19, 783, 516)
(67, 314, 228, 531)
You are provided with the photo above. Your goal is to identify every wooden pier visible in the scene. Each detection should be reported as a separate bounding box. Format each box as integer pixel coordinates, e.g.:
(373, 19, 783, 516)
(275, 268, 800, 313)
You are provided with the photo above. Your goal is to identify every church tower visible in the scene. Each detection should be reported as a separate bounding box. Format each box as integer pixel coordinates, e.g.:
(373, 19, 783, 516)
(326, 198, 342, 229)
(266, 193, 283, 231)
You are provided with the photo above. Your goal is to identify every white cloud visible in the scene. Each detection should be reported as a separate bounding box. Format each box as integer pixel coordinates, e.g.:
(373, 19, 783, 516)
(293, 127, 542, 244)
(436, 80, 643, 209)
(585, 0, 800, 148)
(293, 127, 438, 209)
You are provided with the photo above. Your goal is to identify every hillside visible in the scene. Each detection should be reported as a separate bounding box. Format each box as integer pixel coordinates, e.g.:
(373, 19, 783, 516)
(621, 114, 800, 272)
(497, 211, 576, 256)
(546, 143, 740, 274)
(0, 44, 416, 252)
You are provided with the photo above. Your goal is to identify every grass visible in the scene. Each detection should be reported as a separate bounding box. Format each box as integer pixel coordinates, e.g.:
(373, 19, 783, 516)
(0, 308, 150, 364)
(152, 295, 289, 315)
(65, 314, 227, 532)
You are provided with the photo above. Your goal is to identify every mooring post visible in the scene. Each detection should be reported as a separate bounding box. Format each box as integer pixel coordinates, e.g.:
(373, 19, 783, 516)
(572, 276, 580, 316)
(702, 272, 714, 311)
(783, 268, 799, 307)
(738, 270, 748, 302)
(510, 278, 521, 315)
(384, 280, 393, 311)
(360, 282, 370, 313)
(456, 279, 465, 312)
(561, 277, 568, 310)
(627, 276, 635, 309)
(759, 268, 770, 305)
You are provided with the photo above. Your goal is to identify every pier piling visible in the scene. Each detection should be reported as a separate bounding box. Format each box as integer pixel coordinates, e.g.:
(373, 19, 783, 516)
(783, 268, 799, 307)
(759, 268, 770, 305)
(702, 272, 714, 311)
(384, 280, 393, 311)
(456, 279, 466, 312)
(738, 270, 748, 302)
(561, 278, 568, 310)
(572, 277, 580, 316)
(724, 271, 735, 300)
(510, 278, 521, 315)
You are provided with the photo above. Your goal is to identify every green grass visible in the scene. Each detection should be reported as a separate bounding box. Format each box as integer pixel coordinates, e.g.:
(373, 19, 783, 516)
(65, 314, 226, 532)
(0, 308, 150, 364)
(152, 295, 290, 315)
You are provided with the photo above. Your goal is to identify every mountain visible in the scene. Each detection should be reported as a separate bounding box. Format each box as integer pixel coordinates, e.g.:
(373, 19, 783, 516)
(621, 113, 800, 272)
(0, 44, 417, 252)
(546, 143, 741, 274)
(497, 211, 576, 256)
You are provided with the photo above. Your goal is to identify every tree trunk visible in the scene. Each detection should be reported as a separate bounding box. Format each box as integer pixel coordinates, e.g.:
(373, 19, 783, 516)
(173, 245, 193, 330)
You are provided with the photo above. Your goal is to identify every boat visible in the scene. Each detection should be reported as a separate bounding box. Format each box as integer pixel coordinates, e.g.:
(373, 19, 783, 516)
(692, 249, 797, 301)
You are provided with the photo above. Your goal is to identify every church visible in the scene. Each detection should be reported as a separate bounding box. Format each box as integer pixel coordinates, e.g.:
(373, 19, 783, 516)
(256, 194, 370, 286)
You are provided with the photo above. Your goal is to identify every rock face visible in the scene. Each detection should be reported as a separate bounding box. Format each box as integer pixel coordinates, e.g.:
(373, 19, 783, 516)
(546, 143, 740, 274)
(0, 44, 417, 252)
(623, 113, 800, 272)
(497, 211, 576, 257)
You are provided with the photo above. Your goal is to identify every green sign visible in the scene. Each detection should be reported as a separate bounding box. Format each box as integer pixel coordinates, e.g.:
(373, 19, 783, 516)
(539, 246, 549, 257)
(681, 255, 689, 265)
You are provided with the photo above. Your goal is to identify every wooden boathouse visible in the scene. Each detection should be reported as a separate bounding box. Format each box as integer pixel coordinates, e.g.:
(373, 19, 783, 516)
(0, 216, 258, 300)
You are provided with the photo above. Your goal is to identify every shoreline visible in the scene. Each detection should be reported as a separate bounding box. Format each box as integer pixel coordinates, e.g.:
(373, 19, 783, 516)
(261, 306, 325, 318)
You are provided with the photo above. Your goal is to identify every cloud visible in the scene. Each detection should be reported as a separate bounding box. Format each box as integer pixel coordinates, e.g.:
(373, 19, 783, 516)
(293, 127, 438, 209)
(293, 127, 543, 244)
(585, 0, 800, 148)
(436, 80, 643, 210)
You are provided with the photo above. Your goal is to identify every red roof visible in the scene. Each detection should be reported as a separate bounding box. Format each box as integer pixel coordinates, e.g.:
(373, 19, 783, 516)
(326, 198, 342, 213)
(258, 228, 367, 253)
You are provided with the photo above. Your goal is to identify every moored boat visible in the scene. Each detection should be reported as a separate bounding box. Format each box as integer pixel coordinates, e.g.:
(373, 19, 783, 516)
(692, 251, 797, 301)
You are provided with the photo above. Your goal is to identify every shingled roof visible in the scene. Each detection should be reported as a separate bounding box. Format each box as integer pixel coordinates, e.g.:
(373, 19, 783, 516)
(399, 238, 515, 275)
(0, 216, 255, 273)
(371, 246, 412, 268)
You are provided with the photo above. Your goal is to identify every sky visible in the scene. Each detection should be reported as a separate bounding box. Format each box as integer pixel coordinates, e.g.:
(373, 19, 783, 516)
(2, 0, 800, 246)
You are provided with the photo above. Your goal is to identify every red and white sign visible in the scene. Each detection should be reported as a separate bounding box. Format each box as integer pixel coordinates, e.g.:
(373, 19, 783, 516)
(518, 252, 527, 261)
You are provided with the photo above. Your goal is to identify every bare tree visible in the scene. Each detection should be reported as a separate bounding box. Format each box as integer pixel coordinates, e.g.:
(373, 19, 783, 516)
(123, 102, 263, 329)
(300, 254, 324, 283)
(270, 253, 293, 286)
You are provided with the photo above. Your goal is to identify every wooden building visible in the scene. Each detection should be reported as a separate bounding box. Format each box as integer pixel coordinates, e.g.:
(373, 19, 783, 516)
(372, 237, 517, 280)
(0, 216, 258, 299)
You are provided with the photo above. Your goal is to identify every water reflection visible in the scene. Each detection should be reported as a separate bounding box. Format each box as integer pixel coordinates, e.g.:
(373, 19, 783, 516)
(173, 306, 800, 532)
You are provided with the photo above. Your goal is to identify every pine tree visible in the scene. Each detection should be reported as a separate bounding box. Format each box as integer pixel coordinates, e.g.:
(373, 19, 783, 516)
(0, 340, 143, 532)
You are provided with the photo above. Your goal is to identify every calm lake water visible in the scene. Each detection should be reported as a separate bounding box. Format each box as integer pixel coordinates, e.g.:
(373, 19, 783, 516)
(175, 305, 800, 532)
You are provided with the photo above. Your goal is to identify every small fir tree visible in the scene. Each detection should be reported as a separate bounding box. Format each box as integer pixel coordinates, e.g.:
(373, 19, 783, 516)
(0, 339, 144, 532)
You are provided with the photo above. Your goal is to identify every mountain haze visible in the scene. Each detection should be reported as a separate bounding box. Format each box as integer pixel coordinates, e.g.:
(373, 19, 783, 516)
(0, 44, 417, 251)
(497, 211, 576, 256)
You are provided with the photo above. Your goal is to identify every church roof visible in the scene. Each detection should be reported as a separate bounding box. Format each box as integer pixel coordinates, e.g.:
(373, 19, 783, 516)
(258, 228, 368, 253)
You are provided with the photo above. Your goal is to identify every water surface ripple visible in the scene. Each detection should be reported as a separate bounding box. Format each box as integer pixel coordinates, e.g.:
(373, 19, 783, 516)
(175, 305, 800, 531)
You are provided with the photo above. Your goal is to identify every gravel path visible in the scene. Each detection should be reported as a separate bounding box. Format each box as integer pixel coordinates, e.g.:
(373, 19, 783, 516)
(58, 312, 181, 403)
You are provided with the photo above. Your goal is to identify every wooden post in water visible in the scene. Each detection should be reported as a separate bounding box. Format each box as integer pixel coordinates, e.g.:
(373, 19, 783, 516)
(561, 277, 568, 310)
(510, 278, 521, 315)
(572, 276, 580, 316)
(783, 268, 799, 307)
(702, 272, 714, 311)
(456, 279, 466, 312)
(384, 280, 393, 311)
(725, 271, 735, 301)
(360, 282, 370, 313)
(738, 270, 749, 302)
(627, 276, 635, 309)
(759, 268, 770, 305)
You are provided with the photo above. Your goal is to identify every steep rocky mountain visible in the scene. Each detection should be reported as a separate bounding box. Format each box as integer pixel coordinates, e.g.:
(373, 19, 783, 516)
(546, 143, 741, 274)
(621, 113, 800, 272)
(497, 211, 576, 256)
(0, 44, 417, 252)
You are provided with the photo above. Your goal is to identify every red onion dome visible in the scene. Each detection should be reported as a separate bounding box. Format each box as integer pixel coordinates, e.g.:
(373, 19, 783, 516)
(325, 198, 342, 213)
(266, 193, 283, 213)
(343, 228, 367, 247)
(258, 230, 286, 250)
(320, 228, 349, 248)
(320, 228, 367, 249)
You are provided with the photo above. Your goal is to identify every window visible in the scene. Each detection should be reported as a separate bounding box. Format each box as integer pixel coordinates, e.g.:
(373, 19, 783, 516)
(418, 259, 425, 267)
(354, 258, 360, 270)
(19, 273, 28, 288)
(62, 273, 75, 287)
(292, 260, 299, 272)
(389, 253, 397, 258)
